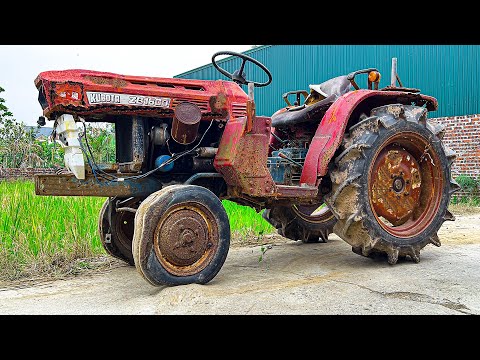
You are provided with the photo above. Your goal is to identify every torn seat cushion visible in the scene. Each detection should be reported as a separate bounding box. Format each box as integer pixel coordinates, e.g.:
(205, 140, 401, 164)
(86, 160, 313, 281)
(271, 94, 335, 128)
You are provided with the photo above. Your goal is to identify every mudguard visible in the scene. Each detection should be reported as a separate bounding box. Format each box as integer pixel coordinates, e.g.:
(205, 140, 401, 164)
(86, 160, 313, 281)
(299, 89, 438, 186)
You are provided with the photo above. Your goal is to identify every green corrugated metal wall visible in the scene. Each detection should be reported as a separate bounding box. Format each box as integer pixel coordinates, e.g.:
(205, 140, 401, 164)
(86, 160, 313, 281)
(175, 45, 480, 118)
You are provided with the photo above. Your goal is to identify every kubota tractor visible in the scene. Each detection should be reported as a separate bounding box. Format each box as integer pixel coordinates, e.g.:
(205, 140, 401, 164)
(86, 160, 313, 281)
(34, 51, 458, 286)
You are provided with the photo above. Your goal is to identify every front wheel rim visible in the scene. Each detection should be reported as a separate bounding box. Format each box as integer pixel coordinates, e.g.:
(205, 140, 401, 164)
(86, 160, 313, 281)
(153, 203, 219, 276)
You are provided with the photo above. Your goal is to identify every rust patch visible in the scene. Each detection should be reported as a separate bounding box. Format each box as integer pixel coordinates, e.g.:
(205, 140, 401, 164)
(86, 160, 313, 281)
(153, 203, 218, 276)
(85, 75, 128, 88)
(370, 147, 421, 225)
(34, 173, 162, 197)
(209, 93, 228, 117)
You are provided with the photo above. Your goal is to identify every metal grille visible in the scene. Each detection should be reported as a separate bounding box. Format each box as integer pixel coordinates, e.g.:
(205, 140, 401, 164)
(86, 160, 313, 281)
(231, 102, 247, 118)
(171, 98, 209, 112)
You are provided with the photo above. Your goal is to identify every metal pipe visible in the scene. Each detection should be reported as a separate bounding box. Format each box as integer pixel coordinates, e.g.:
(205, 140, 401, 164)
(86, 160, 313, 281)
(195, 147, 218, 158)
(248, 82, 254, 100)
(184, 172, 223, 185)
(391, 57, 397, 87)
(278, 152, 303, 168)
(192, 158, 215, 172)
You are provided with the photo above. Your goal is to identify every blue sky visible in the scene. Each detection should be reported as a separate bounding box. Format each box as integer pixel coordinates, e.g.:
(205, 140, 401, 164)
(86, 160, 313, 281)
(0, 45, 250, 126)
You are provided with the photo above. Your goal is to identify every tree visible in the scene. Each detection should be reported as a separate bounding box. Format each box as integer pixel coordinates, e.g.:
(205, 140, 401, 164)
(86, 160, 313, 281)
(84, 123, 115, 163)
(1, 85, 115, 169)
(0, 86, 41, 168)
(0, 86, 13, 119)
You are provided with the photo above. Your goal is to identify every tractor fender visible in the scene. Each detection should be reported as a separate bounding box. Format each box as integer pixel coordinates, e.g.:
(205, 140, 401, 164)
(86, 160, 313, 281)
(299, 89, 438, 186)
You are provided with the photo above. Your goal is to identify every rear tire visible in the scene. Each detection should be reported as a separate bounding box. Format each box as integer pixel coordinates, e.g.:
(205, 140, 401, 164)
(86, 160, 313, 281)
(132, 185, 230, 286)
(263, 203, 336, 243)
(325, 104, 459, 264)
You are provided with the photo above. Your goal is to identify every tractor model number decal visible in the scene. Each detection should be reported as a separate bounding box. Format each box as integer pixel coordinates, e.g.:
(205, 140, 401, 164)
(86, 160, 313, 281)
(86, 91, 171, 108)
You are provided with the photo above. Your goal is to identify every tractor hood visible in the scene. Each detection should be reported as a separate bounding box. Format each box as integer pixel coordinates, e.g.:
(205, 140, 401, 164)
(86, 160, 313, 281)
(34, 69, 249, 120)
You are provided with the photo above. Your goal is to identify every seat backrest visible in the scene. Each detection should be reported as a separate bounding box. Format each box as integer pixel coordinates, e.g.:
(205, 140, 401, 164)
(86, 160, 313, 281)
(309, 75, 351, 99)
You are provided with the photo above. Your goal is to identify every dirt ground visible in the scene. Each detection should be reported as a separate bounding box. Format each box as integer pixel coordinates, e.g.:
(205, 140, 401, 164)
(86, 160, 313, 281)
(1, 212, 480, 315)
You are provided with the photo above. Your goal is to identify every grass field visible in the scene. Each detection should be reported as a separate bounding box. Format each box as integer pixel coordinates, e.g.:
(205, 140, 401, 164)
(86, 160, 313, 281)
(0, 180, 273, 281)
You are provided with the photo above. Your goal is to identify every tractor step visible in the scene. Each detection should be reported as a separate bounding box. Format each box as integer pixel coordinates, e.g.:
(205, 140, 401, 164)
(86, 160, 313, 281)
(274, 185, 318, 199)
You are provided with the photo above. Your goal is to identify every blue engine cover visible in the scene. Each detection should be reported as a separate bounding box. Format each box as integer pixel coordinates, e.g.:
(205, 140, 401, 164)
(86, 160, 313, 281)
(267, 148, 307, 185)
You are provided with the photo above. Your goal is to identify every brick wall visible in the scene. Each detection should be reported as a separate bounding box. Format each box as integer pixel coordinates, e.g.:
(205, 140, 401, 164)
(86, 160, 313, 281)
(0, 168, 57, 180)
(430, 114, 480, 198)
(431, 114, 480, 179)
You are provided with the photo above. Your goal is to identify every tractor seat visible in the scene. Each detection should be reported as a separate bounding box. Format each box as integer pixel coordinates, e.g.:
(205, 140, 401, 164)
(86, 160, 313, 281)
(308, 75, 351, 99)
(271, 75, 351, 128)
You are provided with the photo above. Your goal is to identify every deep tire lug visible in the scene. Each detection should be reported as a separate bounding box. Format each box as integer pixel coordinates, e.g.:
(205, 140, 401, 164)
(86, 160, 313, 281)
(387, 247, 399, 265)
(430, 234, 441, 247)
(409, 247, 421, 263)
(444, 210, 455, 222)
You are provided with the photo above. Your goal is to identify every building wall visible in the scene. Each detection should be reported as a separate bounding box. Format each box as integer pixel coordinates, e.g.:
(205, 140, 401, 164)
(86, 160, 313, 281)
(176, 45, 480, 119)
(177, 45, 480, 183)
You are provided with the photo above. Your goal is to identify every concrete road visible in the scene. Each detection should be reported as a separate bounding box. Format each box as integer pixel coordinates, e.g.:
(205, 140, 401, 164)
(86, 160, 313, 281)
(1, 230, 479, 315)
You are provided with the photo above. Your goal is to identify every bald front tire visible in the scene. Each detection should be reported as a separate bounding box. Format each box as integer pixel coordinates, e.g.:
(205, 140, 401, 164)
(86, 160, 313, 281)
(132, 185, 230, 286)
(325, 104, 459, 264)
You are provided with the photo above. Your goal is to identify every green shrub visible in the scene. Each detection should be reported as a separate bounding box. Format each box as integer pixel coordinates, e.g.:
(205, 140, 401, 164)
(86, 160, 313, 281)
(456, 175, 479, 193)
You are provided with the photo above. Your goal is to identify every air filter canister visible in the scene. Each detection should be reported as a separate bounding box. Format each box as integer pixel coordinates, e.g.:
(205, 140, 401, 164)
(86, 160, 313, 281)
(171, 102, 202, 145)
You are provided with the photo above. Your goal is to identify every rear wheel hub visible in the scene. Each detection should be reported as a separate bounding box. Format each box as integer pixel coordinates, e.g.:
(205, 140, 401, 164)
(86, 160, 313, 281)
(370, 146, 422, 226)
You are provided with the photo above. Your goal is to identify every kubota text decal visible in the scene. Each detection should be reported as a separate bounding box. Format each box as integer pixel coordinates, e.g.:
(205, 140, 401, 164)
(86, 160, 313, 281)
(86, 91, 171, 108)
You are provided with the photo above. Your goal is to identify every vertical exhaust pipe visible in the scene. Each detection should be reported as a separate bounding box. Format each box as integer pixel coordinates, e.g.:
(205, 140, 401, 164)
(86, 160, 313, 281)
(391, 57, 397, 87)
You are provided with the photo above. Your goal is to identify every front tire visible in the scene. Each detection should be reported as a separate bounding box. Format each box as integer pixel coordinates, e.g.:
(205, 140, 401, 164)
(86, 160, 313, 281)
(132, 185, 230, 286)
(325, 104, 459, 264)
(98, 197, 140, 265)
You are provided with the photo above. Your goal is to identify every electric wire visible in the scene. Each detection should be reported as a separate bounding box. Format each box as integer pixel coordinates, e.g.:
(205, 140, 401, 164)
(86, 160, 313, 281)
(123, 119, 215, 181)
(78, 119, 215, 183)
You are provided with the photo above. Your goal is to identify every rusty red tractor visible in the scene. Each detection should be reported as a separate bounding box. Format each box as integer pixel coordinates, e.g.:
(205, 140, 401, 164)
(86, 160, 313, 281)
(34, 51, 459, 286)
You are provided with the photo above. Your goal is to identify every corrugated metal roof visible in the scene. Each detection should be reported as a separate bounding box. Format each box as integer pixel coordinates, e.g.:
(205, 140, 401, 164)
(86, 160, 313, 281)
(175, 45, 480, 118)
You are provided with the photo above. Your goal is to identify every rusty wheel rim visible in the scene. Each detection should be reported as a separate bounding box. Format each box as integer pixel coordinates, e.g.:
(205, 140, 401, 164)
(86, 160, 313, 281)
(368, 132, 443, 238)
(153, 203, 219, 276)
(115, 211, 135, 248)
(292, 203, 334, 223)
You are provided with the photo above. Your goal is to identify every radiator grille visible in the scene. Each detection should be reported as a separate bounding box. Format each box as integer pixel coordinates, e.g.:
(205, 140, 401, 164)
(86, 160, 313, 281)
(172, 98, 209, 112)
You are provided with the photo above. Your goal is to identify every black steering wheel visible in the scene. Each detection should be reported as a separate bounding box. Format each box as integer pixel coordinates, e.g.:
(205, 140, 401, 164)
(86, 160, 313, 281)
(212, 51, 272, 88)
